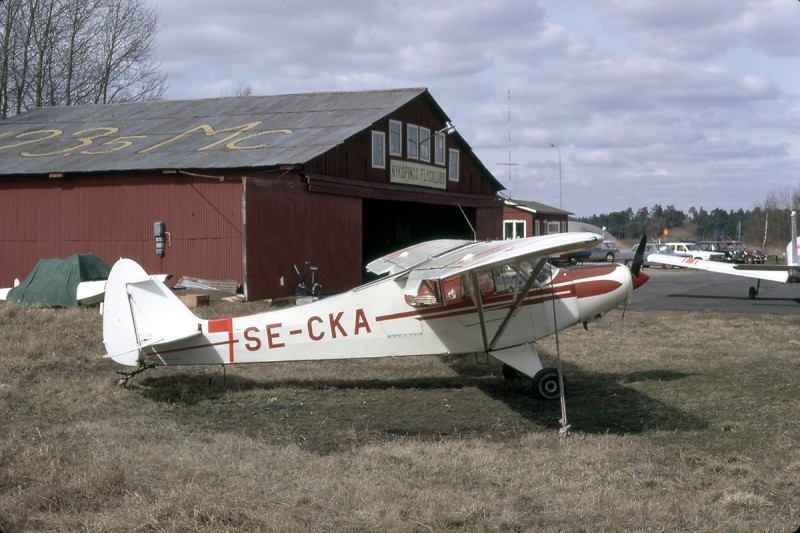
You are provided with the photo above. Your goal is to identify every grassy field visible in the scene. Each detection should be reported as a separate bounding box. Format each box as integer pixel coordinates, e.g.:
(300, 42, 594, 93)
(0, 299, 798, 532)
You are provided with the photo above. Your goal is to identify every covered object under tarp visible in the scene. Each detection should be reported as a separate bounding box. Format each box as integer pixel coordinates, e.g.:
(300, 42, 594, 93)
(7, 253, 110, 307)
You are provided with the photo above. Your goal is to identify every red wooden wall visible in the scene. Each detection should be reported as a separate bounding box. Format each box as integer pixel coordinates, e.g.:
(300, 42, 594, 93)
(0, 174, 243, 288)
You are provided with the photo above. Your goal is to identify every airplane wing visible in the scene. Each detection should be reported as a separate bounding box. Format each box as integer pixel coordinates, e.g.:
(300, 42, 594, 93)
(646, 253, 795, 283)
(408, 232, 603, 281)
(366, 239, 473, 276)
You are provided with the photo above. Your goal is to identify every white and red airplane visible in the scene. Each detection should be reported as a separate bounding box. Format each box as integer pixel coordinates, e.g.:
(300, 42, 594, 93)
(103, 232, 650, 398)
(647, 210, 800, 299)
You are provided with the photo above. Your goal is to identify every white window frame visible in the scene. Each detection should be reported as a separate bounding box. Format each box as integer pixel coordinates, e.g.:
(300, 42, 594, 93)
(504, 220, 526, 239)
(407, 124, 419, 160)
(448, 148, 460, 182)
(547, 221, 561, 234)
(418, 126, 430, 162)
(434, 132, 445, 165)
(389, 120, 402, 157)
(371, 130, 386, 169)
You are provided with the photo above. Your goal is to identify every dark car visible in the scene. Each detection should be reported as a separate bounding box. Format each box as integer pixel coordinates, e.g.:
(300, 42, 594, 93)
(557, 249, 591, 265)
(725, 241, 768, 264)
(695, 241, 745, 263)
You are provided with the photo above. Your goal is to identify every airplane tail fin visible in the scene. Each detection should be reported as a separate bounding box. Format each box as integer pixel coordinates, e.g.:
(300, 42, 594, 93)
(102, 259, 202, 366)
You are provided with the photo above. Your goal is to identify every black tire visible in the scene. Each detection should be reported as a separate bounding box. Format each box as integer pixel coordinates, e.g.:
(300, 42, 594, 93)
(532, 368, 566, 400)
(748, 286, 757, 299)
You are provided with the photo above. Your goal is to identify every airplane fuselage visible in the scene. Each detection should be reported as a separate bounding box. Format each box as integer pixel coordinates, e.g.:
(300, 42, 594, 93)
(142, 263, 636, 367)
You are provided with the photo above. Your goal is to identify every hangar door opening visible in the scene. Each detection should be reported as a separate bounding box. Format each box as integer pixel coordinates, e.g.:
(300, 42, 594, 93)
(362, 199, 475, 268)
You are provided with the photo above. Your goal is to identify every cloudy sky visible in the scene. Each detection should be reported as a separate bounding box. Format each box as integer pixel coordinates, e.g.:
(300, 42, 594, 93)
(151, 0, 800, 217)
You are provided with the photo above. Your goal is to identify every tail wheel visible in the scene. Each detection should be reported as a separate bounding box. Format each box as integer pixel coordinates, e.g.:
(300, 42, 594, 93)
(532, 368, 567, 400)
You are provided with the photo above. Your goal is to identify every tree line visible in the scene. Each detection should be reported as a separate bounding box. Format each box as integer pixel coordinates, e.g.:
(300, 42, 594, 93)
(0, 0, 165, 119)
(577, 185, 800, 250)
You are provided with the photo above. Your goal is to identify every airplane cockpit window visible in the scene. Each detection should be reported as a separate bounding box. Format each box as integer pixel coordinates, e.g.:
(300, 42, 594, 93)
(519, 260, 557, 287)
(405, 275, 468, 307)
(403, 260, 558, 307)
(535, 263, 557, 286)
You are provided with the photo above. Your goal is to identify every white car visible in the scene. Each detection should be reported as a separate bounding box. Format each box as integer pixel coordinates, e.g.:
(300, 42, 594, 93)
(662, 242, 725, 261)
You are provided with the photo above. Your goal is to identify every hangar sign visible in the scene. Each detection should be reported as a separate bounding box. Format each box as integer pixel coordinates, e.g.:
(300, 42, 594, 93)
(390, 160, 446, 190)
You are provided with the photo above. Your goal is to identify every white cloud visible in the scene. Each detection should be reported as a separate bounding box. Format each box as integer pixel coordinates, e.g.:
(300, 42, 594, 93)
(148, 0, 800, 216)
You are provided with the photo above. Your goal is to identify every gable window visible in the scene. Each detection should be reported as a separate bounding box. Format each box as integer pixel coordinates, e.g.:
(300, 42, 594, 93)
(407, 124, 419, 160)
(448, 148, 460, 182)
(418, 126, 430, 162)
(434, 132, 445, 165)
(504, 220, 526, 239)
(389, 120, 402, 156)
(371, 130, 385, 169)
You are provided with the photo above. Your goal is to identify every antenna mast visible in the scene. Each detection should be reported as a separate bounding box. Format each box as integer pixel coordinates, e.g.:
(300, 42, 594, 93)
(497, 89, 518, 187)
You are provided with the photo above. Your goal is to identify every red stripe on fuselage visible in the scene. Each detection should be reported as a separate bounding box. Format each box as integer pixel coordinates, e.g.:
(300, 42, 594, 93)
(375, 271, 622, 325)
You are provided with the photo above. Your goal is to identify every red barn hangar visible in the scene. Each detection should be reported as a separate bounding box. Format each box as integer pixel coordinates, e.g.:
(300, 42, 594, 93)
(0, 88, 504, 300)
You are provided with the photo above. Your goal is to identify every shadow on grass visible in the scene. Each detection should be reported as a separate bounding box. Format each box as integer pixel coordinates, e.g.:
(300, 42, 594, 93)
(134, 355, 707, 448)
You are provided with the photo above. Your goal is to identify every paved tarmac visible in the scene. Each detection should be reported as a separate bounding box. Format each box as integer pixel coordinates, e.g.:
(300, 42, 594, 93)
(628, 266, 800, 315)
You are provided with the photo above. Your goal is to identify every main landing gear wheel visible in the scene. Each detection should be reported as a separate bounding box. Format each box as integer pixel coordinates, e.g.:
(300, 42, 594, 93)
(748, 286, 757, 299)
(532, 367, 567, 400)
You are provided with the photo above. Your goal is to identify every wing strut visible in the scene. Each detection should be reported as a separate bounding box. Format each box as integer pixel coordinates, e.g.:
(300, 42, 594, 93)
(469, 271, 490, 353)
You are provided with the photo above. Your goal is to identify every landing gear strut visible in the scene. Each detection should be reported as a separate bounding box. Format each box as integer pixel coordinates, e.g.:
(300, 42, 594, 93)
(748, 280, 761, 299)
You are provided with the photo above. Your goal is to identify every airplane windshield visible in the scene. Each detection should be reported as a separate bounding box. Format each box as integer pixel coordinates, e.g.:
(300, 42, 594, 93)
(535, 262, 558, 286)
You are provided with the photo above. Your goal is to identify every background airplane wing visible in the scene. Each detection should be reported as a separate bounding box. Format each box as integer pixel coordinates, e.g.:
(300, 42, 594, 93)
(646, 253, 792, 283)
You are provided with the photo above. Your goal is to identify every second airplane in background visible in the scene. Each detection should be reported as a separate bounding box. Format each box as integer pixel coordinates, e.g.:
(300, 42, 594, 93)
(647, 210, 800, 299)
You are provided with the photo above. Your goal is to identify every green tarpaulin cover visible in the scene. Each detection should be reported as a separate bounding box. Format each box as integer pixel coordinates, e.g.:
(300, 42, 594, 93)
(7, 253, 110, 307)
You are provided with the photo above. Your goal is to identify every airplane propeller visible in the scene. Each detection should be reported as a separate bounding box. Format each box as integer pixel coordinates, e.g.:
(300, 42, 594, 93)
(630, 234, 649, 289)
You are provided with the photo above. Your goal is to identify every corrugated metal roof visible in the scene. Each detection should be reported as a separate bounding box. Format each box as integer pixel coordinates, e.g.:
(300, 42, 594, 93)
(0, 88, 429, 175)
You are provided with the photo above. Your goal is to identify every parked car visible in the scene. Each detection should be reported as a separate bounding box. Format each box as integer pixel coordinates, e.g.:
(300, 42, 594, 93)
(725, 241, 768, 264)
(614, 246, 637, 265)
(662, 242, 726, 261)
(557, 249, 591, 265)
(631, 242, 672, 268)
(695, 241, 745, 263)
(587, 241, 621, 262)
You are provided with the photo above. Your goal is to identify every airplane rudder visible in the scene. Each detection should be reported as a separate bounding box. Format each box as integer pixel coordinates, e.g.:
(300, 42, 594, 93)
(102, 259, 151, 366)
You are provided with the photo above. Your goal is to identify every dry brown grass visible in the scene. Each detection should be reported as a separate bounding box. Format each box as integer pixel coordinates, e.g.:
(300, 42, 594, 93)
(0, 300, 798, 531)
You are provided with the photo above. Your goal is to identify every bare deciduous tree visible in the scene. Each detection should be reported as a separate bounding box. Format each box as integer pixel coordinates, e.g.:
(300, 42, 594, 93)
(0, 0, 165, 118)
